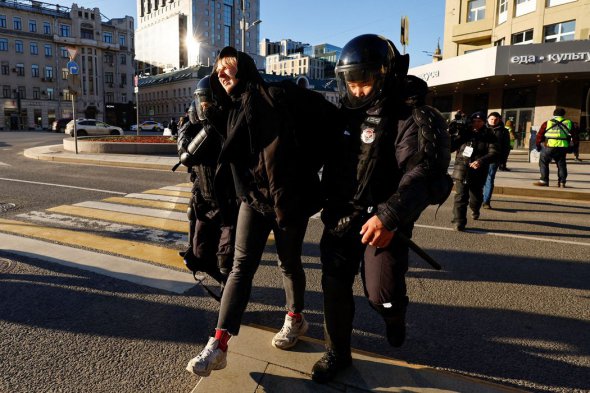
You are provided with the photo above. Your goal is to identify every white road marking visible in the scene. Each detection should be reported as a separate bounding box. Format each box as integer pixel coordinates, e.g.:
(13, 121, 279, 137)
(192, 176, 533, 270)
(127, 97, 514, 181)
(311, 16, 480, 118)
(17, 211, 188, 247)
(73, 201, 187, 221)
(0, 161, 11, 166)
(125, 193, 191, 204)
(0, 177, 126, 195)
(161, 185, 192, 192)
(415, 224, 590, 247)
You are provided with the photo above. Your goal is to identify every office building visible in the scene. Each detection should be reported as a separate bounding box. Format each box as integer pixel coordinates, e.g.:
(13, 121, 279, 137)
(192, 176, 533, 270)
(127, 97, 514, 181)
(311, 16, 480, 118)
(0, 0, 134, 130)
(136, 0, 262, 75)
(410, 0, 590, 147)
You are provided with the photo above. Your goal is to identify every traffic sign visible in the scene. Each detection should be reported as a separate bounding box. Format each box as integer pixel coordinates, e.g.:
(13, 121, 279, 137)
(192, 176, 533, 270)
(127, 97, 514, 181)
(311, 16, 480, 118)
(66, 46, 78, 60)
(67, 61, 79, 75)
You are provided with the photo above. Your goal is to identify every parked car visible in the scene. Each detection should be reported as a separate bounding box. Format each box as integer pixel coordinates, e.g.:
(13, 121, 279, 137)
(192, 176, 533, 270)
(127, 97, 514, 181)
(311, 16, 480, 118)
(51, 118, 72, 133)
(65, 119, 123, 137)
(130, 121, 163, 132)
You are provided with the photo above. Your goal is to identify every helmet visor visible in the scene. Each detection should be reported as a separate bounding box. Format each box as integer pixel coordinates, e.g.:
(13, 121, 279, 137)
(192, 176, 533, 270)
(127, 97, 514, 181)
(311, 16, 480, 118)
(336, 66, 385, 109)
(188, 100, 199, 125)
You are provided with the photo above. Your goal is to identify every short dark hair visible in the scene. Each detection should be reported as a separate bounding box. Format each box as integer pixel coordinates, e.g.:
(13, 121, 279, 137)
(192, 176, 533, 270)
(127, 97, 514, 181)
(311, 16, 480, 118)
(553, 108, 566, 116)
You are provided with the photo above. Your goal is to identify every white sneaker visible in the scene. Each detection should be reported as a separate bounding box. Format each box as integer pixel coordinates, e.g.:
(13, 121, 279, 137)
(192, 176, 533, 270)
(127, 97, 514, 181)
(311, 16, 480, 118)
(186, 337, 227, 377)
(272, 313, 309, 350)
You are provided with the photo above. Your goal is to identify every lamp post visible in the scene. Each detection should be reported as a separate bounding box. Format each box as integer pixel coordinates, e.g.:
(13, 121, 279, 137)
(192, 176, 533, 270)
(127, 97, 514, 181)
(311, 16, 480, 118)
(239, 0, 261, 53)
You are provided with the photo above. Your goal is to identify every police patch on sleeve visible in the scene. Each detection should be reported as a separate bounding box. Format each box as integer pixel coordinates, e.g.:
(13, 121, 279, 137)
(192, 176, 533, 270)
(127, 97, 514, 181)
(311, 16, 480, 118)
(361, 128, 375, 144)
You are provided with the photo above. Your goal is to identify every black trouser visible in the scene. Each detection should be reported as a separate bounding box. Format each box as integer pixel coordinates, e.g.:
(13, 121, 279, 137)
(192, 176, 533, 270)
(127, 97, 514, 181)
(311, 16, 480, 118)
(452, 173, 486, 227)
(217, 202, 308, 336)
(539, 146, 568, 184)
(319, 217, 410, 356)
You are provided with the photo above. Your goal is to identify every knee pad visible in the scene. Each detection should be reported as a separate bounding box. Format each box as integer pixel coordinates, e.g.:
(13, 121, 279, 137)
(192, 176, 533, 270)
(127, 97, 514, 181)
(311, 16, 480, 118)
(187, 205, 195, 221)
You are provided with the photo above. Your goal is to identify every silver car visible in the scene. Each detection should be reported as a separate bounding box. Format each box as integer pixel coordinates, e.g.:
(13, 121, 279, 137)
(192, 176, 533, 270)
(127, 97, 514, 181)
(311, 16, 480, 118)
(65, 119, 123, 137)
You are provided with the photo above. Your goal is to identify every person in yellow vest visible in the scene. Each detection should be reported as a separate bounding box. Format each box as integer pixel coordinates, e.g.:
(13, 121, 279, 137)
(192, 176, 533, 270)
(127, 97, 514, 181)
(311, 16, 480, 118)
(533, 108, 573, 188)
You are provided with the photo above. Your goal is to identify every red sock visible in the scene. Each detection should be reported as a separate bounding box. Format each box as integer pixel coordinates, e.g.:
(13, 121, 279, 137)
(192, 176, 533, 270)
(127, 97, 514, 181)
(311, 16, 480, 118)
(288, 311, 302, 322)
(214, 329, 230, 352)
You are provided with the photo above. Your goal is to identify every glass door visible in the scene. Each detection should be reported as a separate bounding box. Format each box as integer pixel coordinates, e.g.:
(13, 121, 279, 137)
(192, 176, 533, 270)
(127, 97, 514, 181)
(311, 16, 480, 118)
(504, 108, 534, 149)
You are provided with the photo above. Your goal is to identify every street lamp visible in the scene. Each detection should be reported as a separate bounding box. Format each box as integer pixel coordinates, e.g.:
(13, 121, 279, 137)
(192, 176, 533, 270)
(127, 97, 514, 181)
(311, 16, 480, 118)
(239, 1, 261, 53)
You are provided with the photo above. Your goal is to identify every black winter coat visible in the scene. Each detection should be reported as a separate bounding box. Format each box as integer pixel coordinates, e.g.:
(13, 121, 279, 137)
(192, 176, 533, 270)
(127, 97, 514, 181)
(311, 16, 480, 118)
(490, 123, 511, 165)
(210, 50, 322, 227)
(451, 126, 499, 182)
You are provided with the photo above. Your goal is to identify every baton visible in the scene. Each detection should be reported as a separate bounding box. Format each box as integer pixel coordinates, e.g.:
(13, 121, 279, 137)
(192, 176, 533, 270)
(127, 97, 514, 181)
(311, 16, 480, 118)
(397, 232, 442, 270)
(171, 161, 182, 172)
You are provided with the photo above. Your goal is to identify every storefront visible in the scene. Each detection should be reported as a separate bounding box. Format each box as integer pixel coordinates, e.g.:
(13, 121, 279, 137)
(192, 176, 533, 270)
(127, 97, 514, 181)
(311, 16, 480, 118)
(410, 40, 590, 148)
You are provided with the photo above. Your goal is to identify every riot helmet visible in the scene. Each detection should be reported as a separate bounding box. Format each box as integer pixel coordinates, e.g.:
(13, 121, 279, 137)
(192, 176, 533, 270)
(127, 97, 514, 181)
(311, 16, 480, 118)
(195, 75, 214, 121)
(187, 99, 199, 125)
(335, 34, 408, 109)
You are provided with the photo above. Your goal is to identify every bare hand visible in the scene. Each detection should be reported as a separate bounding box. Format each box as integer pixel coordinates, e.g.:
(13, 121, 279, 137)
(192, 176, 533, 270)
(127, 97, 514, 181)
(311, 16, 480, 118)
(469, 160, 481, 169)
(360, 215, 394, 248)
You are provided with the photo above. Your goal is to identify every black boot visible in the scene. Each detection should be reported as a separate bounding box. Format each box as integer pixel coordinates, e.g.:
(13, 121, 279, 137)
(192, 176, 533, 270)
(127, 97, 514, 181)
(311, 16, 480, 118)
(384, 313, 406, 347)
(311, 349, 352, 384)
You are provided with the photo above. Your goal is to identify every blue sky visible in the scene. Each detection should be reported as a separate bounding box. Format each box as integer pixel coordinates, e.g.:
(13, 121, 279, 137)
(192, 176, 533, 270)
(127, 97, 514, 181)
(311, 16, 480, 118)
(73, 0, 445, 67)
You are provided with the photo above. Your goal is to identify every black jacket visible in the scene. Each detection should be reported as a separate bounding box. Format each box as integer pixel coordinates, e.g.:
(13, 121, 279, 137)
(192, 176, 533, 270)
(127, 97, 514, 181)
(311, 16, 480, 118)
(322, 98, 439, 232)
(210, 49, 321, 227)
(490, 122, 511, 165)
(451, 126, 499, 182)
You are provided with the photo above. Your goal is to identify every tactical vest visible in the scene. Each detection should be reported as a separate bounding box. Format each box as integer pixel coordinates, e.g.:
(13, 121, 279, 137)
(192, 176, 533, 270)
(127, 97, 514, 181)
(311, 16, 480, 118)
(545, 116, 572, 148)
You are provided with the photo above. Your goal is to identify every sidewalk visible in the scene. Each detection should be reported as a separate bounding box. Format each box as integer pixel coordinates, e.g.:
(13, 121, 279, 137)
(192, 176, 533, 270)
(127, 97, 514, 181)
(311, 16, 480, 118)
(24, 145, 590, 202)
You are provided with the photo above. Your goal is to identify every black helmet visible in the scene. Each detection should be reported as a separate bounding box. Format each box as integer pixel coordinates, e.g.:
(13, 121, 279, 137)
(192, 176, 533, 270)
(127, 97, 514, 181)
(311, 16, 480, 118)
(187, 99, 199, 125)
(335, 34, 408, 109)
(194, 75, 213, 121)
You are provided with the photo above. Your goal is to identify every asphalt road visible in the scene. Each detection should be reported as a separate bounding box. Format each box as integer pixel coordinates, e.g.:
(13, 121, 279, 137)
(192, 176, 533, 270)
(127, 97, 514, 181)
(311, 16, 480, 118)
(1, 131, 589, 393)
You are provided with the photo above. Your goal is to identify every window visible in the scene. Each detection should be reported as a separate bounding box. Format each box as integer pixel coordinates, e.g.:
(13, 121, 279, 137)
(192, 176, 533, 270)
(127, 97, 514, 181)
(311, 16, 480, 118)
(104, 72, 113, 84)
(31, 64, 39, 77)
(1, 63, 8, 75)
(13, 17, 22, 30)
(29, 20, 37, 32)
(3, 85, 11, 98)
(43, 22, 51, 34)
(121, 93, 127, 103)
(59, 24, 70, 37)
(33, 87, 40, 99)
(61, 47, 68, 58)
(120, 73, 127, 86)
(80, 28, 93, 39)
(547, 0, 575, 6)
(16, 63, 24, 76)
(119, 34, 126, 46)
(104, 53, 113, 64)
(544, 20, 575, 42)
(63, 89, 71, 100)
(45, 66, 53, 79)
(467, 0, 486, 22)
(512, 29, 534, 45)
(0, 38, 7, 51)
(494, 38, 505, 46)
(105, 92, 114, 102)
(61, 68, 68, 79)
(46, 88, 54, 100)
(15, 40, 23, 53)
(18, 86, 26, 99)
(515, 0, 535, 17)
(103, 32, 113, 43)
(0, 15, 6, 28)
(30, 42, 38, 55)
(120, 54, 126, 65)
(498, 0, 508, 24)
(44, 44, 52, 56)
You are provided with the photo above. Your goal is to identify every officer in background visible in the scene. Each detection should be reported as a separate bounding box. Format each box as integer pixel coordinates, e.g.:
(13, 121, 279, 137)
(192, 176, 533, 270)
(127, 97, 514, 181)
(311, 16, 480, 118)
(448, 110, 467, 136)
(451, 112, 499, 231)
(177, 75, 238, 288)
(313, 34, 452, 384)
(534, 108, 575, 187)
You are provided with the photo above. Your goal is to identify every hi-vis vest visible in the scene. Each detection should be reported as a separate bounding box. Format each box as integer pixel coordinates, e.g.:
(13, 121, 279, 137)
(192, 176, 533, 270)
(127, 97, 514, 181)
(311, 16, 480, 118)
(545, 116, 572, 148)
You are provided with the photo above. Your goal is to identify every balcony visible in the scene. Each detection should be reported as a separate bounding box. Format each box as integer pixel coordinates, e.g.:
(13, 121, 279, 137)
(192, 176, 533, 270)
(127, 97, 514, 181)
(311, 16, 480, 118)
(451, 18, 493, 44)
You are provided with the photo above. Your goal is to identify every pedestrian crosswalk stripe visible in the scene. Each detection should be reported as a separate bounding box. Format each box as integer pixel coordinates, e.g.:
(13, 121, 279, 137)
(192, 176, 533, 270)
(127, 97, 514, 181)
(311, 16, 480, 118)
(161, 185, 192, 192)
(47, 205, 186, 233)
(73, 201, 187, 221)
(125, 193, 191, 204)
(102, 196, 188, 212)
(176, 183, 192, 187)
(143, 189, 192, 198)
(0, 218, 185, 269)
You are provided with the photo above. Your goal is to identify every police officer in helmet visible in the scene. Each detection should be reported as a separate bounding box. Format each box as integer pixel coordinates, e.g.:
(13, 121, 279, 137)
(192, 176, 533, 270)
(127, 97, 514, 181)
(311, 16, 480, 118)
(314, 34, 451, 383)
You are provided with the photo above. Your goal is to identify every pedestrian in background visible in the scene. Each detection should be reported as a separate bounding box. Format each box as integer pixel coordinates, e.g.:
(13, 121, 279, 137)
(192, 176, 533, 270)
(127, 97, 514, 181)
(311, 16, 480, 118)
(534, 108, 574, 188)
(451, 111, 499, 231)
(483, 112, 511, 209)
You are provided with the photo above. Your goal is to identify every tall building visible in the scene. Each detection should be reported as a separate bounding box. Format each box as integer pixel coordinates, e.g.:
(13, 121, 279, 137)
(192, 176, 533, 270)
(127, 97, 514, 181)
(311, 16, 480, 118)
(136, 0, 262, 76)
(263, 40, 342, 79)
(410, 0, 590, 148)
(0, 0, 134, 130)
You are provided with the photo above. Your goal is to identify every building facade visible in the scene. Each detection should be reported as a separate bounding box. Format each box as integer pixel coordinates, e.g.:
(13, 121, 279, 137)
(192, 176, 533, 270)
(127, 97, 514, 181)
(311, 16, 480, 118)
(411, 0, 590, 147)
(265, 52, 326, 79)
(136, 0, 262, 76)
(0, 0, 134, 130)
